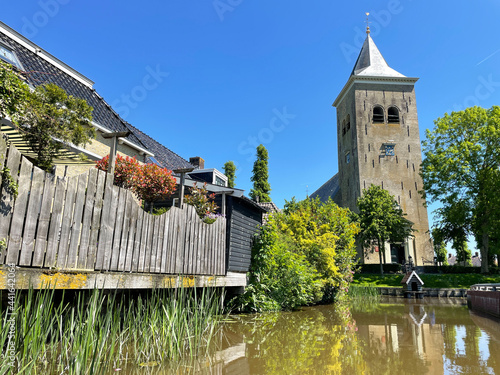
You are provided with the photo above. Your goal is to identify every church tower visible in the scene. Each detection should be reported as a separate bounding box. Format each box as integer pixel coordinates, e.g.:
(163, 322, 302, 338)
(332, 29, 433, 266)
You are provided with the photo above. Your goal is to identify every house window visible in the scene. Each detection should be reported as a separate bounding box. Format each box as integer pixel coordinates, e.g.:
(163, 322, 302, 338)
(0, 43, 22, 69)
(215, 176, 226, 187)
(388, 107, 400, 123)
(345, 152, 350, 164)
(373, 106, 384, 123)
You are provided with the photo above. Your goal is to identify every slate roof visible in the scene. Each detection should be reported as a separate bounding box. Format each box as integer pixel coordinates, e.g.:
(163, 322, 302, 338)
(124, 123, 193, 170)
(310, 173, 341, 205)
(0, 21, 191, 169)
(351, 34, 405, 78)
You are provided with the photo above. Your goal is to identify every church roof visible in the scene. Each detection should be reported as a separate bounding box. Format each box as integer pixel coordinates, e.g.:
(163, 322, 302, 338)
(351, 34, 405, 78)
(310, 173, 341, 205)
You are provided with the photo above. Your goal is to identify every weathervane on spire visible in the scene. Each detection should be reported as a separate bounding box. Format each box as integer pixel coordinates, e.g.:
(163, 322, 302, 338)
(365, 12, 371, 35)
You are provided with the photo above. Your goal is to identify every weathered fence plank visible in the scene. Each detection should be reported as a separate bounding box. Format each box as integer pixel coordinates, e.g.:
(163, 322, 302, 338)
(0, 145, 22, 263)
(131, 207, 144, 273)
(174, 208, 185, 274)
(138, 213, 150, 273)
(56, 175, 77, 268)
(77, 168, 98, 269)
(183, 206, 195, 274)
(149, 214, 160, 273)
(86, 169, 106, 269)
(19, 166, 44, 266)
(144, 214, 156, 273)
(44, 177, 66, 267)
(32, 173, 56, 267)
(165, 208, 176, 274)
(66, 172, 88, 269)
(160, 211, 170, 273)
(6, 157, 33, 265)
(153, 214, 165, 273)
(110, 188, 126, 271)
(123, 197, 138, 272)
(117, 191, 133, 271)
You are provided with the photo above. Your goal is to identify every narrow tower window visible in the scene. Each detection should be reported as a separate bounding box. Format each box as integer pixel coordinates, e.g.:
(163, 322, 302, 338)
(373, 106, 384, 123)
(388, 107, 399, 123)
(346, 114, 350, 131)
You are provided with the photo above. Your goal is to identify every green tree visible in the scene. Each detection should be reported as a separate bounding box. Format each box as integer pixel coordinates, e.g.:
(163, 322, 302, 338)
(431, 227, 448, 266)
(357, 184, 414, 275)
(250, 144, 271, 202)
(20, 83, 95, 171)
(420, 106, 500, 273)
(222, 160, 237, 188)
(0, 61, 29, 123)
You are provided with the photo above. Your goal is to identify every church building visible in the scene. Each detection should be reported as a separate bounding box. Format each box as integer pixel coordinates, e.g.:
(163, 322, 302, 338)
(312, 27, 434, 266)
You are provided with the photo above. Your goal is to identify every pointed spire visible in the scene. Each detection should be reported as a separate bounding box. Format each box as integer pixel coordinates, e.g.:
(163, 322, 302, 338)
(351, 33, 405, 78)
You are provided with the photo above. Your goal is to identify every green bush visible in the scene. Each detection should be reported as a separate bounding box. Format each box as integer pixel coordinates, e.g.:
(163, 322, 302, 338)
(233, 197, 359, 312)
(232, 223, 323, 312)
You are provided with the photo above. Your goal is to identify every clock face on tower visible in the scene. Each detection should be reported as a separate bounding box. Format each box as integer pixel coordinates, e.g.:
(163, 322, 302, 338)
(0, 44, 22, 69)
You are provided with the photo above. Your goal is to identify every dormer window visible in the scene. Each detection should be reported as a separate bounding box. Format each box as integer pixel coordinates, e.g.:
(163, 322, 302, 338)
(388, 107, 400, 123)
(373, 106, 384, 123)
(0, 43, 23, 70)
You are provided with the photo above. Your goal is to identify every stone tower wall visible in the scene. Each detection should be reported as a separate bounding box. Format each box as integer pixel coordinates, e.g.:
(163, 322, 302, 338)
(336, 81, 434, 265)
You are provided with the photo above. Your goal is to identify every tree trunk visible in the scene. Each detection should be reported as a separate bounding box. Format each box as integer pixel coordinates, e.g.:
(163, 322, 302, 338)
(378, 238, 384, 275)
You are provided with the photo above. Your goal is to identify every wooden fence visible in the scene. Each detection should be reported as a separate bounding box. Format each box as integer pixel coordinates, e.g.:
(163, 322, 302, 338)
(0, 139, 226, 276)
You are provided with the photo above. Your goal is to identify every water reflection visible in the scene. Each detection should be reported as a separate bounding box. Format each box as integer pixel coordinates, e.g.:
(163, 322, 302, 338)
(119, 298, 500, 374)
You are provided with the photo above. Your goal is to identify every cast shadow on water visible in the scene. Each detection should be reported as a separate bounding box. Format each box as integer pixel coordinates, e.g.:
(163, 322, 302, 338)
(119, 298, 500, 374)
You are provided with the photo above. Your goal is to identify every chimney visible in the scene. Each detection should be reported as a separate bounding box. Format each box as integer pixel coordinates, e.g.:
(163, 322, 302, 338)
(189, 156, 205, 170)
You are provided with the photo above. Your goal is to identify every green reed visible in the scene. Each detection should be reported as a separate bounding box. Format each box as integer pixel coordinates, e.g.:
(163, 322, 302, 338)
(0, 286, 225, 374)
(347, 284, 381, 312)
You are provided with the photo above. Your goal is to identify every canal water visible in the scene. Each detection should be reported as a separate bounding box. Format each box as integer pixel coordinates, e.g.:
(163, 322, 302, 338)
(123, 297, 500, 374)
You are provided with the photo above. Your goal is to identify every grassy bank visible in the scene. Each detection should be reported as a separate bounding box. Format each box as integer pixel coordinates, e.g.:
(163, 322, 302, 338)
(1, 287, 224, 374)
(352, 273, 500, 289)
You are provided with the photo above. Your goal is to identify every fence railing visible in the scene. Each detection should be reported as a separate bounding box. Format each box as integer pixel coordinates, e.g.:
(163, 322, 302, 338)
(0, 137, 226, 276)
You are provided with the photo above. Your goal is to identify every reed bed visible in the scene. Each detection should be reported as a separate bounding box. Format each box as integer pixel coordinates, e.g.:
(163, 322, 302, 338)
(0, 286, 224, 374)
(347, 284, 380, 312)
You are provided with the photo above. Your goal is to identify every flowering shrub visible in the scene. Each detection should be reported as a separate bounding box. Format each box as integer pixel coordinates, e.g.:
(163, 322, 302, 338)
(96, 155, 176, 209)
(133, 163, 177, 204)
(184, 183, 218, 219)
(203, 213, 225, 224)
(95, 154, 140, 189)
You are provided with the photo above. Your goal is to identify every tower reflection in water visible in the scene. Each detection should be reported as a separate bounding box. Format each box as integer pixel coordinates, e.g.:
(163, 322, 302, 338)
(211, 299, 500, 375)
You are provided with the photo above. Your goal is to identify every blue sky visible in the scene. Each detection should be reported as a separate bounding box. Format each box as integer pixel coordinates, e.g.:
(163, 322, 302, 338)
(2, 1, 500, 230)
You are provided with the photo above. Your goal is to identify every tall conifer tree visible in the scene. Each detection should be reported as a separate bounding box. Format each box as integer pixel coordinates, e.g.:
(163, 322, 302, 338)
(223, 160, 237, 188)
(250, 144, 271, 202)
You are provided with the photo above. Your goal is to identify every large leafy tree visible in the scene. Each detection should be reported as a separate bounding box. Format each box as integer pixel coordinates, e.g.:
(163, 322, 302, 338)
(222, 160, 237, 188)
(0, 61, 29, 122)
(420, 106, 500, 273)
(1, 62, 94, 172)
(250, 144, 271, 202)
(22, 83, 95, 171)
(356, 184, 414, 275)
(431, 228, 448, 266)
